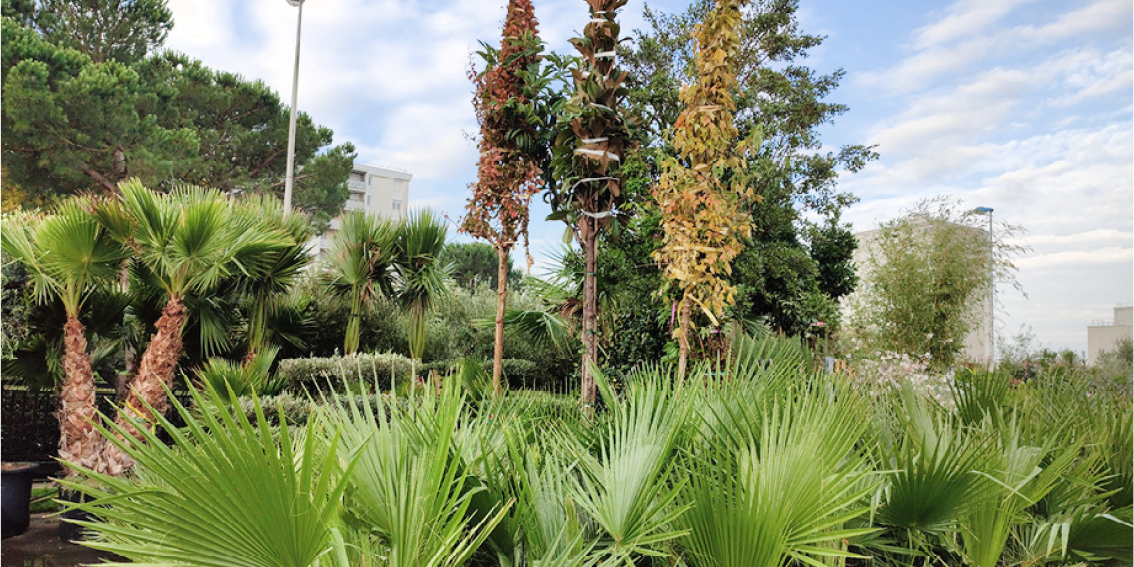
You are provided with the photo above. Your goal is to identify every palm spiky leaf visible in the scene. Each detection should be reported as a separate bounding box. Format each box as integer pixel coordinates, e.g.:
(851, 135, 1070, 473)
(59, 382, 356, 567)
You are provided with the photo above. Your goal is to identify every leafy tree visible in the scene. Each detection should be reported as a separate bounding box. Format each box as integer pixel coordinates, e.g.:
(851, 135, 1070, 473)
(2, 14, 354, 225)
(619, 0, 873, 336)
(653, 0, 755, 378)
(440, 242, 521, 292)
(463, 0, 546, 395)
(12, 0, 172, 64)
(1, 17, 195, 199)
(548, 0, 634, 407)
(135, 53, 354, 230)
(1, 199, 128, 475)
(847, 198, 1024, 368)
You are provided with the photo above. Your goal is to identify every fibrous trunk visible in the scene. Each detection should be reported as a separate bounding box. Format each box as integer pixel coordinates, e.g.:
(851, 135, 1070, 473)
(58, 315, 104, 476)
(492, 245, 510, 396)
(104, 297, 186, 475)
(580, 216, 598, 407)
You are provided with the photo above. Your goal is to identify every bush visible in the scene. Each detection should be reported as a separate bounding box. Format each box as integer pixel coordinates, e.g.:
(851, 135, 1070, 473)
(276, 352, 414, 393)
(419, 358, 543, 390)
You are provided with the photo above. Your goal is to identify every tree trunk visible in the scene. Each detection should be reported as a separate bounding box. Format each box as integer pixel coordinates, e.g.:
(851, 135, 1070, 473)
(676, 299, 691, 381)
(492, 245, 509, 396)
(580, 216, 598, 408)
(103, 297, 186, 475)
(58, 315, 104, 476)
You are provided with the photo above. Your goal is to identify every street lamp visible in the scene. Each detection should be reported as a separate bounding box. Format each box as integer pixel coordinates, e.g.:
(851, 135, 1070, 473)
(974, 206, 994, 367)
(283, 0, 305, 216)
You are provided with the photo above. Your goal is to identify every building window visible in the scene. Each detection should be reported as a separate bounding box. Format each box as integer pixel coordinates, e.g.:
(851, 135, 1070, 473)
(392, 201, 402, 212)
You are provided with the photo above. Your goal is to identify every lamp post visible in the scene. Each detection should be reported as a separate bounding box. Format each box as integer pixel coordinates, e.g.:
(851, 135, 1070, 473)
(283, 0, 305, 216)
(974, 206, 994, 367)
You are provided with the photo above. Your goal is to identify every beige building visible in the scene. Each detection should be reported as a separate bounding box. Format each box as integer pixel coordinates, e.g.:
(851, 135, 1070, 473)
(847, 223, 993, 363)
(311, 164, 412, 254)
(1087, 305, 1133, 365)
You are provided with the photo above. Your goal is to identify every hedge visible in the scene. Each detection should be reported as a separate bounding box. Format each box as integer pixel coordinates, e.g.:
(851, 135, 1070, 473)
(275, 352, 414, 392)
(419, 358, 541, 389)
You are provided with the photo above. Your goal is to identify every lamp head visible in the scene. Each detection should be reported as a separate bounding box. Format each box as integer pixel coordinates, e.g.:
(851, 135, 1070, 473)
(973, 206, 994, 214)
(286, 0, 303, 6)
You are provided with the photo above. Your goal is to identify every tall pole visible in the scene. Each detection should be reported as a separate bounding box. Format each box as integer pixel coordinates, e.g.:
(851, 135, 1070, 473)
(283, 0, 304, 216)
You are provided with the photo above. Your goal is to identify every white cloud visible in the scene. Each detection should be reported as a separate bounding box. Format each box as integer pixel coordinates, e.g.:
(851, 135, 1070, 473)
(857, 0, 1131, 95)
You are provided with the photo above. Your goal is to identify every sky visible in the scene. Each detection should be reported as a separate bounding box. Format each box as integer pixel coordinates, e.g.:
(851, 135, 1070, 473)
(162, 0, 1133, 356)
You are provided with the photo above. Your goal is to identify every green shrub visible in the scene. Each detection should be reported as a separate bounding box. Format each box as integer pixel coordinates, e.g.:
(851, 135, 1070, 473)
(420, 358, 542, 389)
(276, 352, 414, 393)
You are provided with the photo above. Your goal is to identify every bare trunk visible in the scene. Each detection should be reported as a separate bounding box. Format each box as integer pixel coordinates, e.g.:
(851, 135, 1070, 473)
(58, 316, 105, 476)
(104, 297, 186, 475)
(580, 217, 598, 408)
(492, 245, 509, 396)
(676, 299, 691, 381)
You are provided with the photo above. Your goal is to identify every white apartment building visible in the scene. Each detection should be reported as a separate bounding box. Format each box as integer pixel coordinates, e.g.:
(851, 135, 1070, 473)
(311, 164, 412, 255)
(1087, 305, 1133, 365)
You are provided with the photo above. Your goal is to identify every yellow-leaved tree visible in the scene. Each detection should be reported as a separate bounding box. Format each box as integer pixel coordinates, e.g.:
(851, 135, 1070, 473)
(653, 0, 758, 378)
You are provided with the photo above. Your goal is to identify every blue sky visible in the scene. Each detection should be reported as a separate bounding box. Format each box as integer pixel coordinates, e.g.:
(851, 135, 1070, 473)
(163, 0, 1133, 355)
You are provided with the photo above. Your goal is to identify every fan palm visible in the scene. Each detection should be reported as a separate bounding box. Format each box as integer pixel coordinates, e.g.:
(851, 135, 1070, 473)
(228, 196, 314, 358)
(59, 382, 356, 567)
(393, 209, 451, 364)
(95, 179, 291, 472)
(325, 211, 396, 354)
(1, 199, 128, 474)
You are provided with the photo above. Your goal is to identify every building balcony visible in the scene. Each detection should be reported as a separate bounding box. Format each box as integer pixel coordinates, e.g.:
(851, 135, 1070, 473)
(348, 180, 366, 191)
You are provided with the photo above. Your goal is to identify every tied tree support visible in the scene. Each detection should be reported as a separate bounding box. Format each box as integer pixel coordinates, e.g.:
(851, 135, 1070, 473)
(549, 0, 633, 409)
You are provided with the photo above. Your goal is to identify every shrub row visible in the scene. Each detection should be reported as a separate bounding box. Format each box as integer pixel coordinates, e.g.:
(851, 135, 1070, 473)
(276, 352, 414, 392)
(276, 353, 550, 393)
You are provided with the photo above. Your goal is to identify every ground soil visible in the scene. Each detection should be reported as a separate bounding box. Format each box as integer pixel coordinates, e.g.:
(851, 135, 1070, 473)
(0, 512, 121, 567)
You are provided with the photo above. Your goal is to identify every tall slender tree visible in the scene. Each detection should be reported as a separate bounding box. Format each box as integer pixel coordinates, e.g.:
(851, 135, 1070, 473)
(462, 0, 545, 396)
(548, 0, 633, 407)
(0, 199, 127, 475)
(652, 0, 755, 378)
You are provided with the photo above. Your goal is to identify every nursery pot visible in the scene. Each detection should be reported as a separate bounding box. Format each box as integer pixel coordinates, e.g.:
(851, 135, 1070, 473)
(1, 461, 40, 539)
(58, 488, 97, 543)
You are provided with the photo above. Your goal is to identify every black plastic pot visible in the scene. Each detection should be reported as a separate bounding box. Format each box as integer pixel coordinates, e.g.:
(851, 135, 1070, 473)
(58, 488, 97, 543)
(1, 461, 40, 539)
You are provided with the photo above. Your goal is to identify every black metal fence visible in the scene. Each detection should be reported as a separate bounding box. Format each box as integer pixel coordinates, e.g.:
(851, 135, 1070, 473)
(1, 386, 190, 477)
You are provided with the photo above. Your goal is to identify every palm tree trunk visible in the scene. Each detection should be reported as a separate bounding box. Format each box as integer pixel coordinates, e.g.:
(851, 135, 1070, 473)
(58, 315, 104, 476)
(104, 297, 186, 475)
(580, 216, 598, 408)
(345, 290, 362, 355)
(492, 245, 509, 396)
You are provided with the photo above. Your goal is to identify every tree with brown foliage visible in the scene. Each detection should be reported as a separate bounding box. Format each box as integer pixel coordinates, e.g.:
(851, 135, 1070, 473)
(463, 0, 546, 396)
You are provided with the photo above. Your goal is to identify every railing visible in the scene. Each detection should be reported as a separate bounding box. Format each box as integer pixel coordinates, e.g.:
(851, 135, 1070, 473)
(1090, 320, 1116, 327)
(343, 200, 366, 211)
(348, 180, 366, 190)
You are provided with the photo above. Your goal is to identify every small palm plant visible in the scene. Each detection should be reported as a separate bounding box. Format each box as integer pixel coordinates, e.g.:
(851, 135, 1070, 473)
(325, 211, 396, 355)
(1, 198, 128, 474)
(393, 209, 452, 366)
